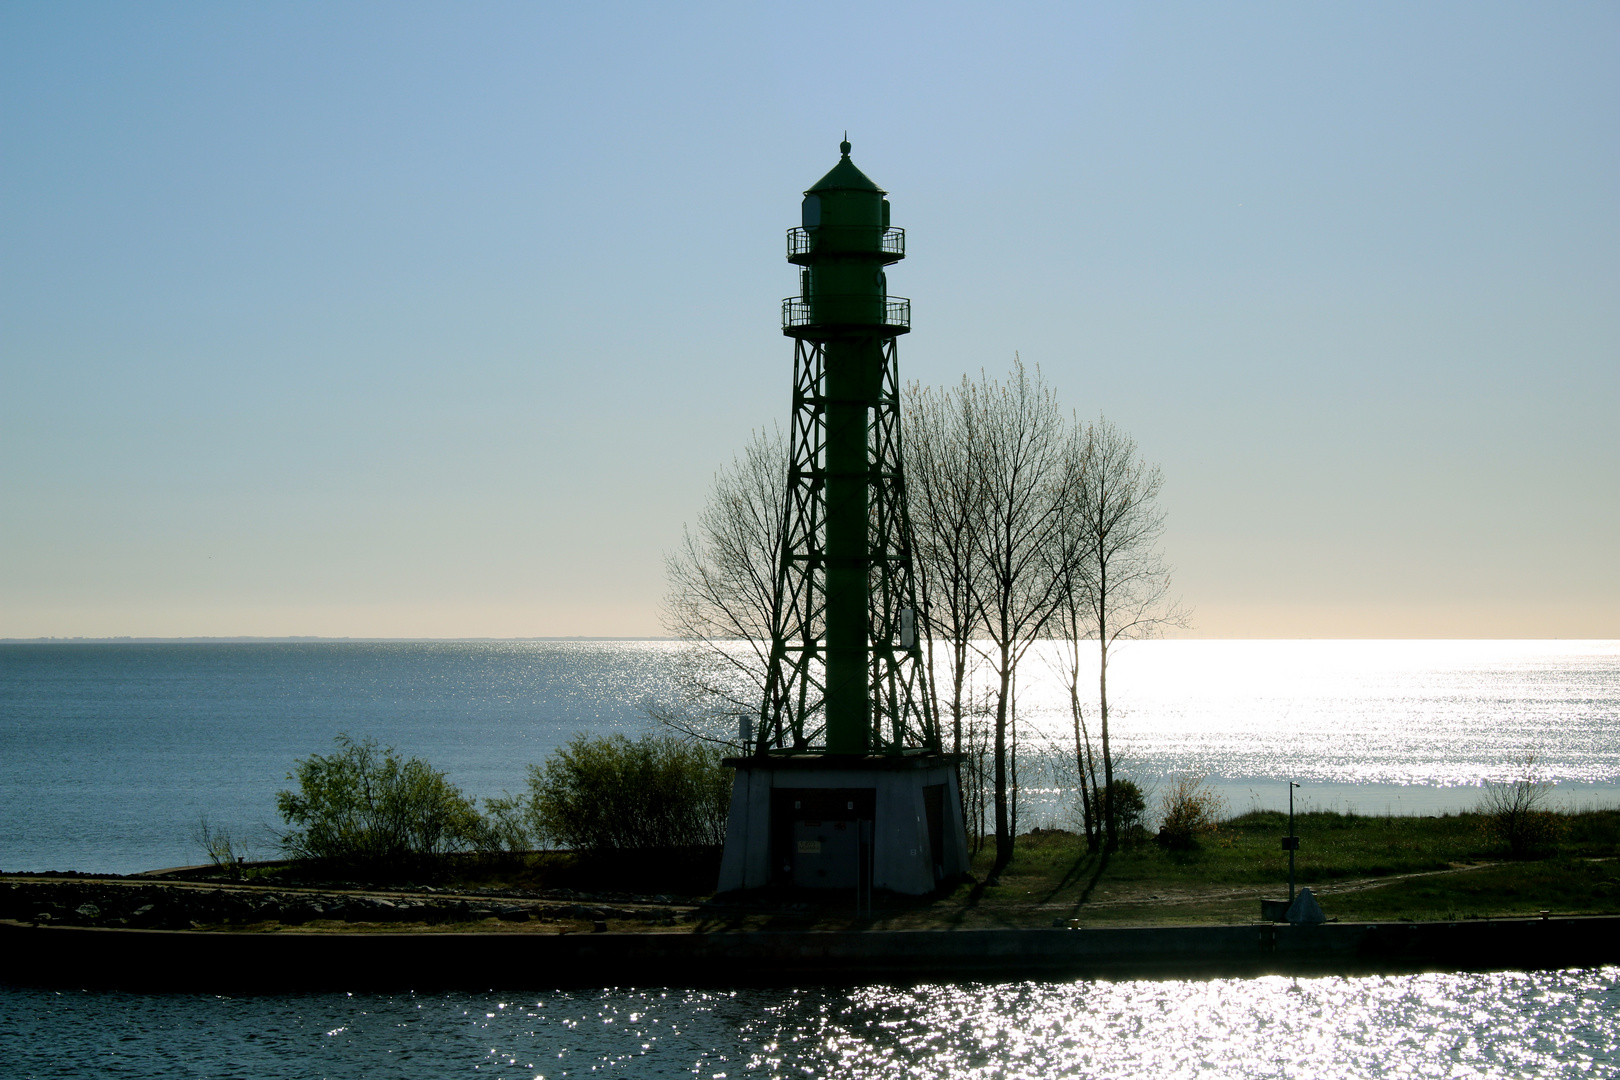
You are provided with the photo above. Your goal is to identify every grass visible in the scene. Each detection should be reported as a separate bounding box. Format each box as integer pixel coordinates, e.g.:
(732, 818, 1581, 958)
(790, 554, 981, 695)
(693, 809, 1620, 932)
(914, 809, 1620, 929)
(152, 808, 1620, 934)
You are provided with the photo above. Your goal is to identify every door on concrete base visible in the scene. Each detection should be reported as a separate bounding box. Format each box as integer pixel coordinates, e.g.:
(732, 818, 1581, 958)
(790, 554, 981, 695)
(923, 783, 946, 884)
(772, 787, 875, 890)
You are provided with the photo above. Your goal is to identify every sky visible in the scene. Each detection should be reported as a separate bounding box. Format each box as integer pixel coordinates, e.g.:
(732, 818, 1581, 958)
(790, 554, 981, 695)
(1, 2, 1615, 640)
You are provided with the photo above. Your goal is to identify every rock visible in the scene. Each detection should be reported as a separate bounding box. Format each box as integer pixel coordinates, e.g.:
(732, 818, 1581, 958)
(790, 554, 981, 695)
(75, 903, 101, 920)
(281, 901, 322, 924)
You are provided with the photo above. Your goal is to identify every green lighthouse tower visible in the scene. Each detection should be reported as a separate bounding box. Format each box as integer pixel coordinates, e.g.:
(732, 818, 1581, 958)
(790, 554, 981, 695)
(781, 138, 920, 755)
(717, 141, 969, 898)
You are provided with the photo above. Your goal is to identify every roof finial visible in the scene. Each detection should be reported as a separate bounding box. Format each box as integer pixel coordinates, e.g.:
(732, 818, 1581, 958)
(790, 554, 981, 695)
(840, 132, 851, 157)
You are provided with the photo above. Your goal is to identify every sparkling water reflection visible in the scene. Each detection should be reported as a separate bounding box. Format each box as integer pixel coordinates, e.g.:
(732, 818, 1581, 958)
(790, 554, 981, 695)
(2, 968, 1615, 1078)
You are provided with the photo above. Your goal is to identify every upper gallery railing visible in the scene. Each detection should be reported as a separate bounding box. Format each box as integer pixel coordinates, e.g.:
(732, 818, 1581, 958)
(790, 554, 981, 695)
(786, 226, 905, 262)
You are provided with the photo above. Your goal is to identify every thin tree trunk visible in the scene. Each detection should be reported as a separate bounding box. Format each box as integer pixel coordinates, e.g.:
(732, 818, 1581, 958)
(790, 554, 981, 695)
(971, 727, 984, 855)
(951, 641, 968, 756)
(1085, 719, 1102, 850)
(1100, 633, 1116, 853)
(1071, 674, 1096, 851)
(992, 647, 1012, 874)
(1009, 672, 1019, 843)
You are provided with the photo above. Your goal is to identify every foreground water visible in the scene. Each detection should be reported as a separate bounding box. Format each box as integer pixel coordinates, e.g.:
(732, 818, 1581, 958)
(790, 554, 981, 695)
(1, 639, 1617, 874)
(2, 969, 1616, 1078)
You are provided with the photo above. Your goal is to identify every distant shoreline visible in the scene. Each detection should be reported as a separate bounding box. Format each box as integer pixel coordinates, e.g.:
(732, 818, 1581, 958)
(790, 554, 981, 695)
(0, 636, 680, 643)
(4, 636, 1615, 644)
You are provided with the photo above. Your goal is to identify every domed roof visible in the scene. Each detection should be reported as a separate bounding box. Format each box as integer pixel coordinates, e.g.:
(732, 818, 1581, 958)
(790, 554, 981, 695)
(806, 138, 886, 195)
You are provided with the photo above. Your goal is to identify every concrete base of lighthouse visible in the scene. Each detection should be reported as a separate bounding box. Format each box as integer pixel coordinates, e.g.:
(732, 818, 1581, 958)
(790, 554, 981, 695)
(715, 753, 971, 897)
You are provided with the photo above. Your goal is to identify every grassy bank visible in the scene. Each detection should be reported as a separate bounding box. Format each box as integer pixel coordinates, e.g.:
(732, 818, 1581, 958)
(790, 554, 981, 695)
(200, 808, 1620, 933)
(22, 807, 1605, 936)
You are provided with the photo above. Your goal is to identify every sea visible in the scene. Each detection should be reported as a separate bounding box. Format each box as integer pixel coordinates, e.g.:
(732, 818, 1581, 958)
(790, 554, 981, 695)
(2, 638, 1617, 1077)
(2, 639, 1616, 876)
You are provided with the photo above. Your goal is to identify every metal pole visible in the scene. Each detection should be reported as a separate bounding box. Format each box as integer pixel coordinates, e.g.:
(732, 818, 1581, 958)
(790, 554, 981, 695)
(1288, 781, 1299, 902)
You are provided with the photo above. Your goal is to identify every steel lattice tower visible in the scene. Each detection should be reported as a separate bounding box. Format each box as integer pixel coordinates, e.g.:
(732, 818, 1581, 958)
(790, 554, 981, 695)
(753, 140, 938, 757)
(717, 141, 969, 897)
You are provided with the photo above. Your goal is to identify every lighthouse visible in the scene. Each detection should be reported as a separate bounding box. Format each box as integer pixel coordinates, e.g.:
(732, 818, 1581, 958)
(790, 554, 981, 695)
(716, 141, 970, 898)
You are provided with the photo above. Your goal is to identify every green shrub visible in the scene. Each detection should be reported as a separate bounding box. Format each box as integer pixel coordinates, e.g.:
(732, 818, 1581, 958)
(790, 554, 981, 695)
(274, 734, 486, 864)
(526, 733, 732, 854)
(472, 791, 535, 854)
(1156, 774, 1224, 850)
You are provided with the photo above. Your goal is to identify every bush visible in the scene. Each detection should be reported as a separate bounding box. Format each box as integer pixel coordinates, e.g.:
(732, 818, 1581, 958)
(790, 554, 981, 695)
(472, 791, 535, 854)
(1479, 754, 1566, 859)
(191, 814, 246, 874)
(526, 733, 732, 854)
(275, 734, 486, 864)
(1156, 774, 1224, 850)
(1087, 779, 1149, 847)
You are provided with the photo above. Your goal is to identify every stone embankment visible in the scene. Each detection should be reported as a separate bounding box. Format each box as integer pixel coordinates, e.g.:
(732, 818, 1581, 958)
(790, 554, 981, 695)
(5, 875, 1618, 992)
(0, 876, 692, 931)
(4, 913, 1615, 992)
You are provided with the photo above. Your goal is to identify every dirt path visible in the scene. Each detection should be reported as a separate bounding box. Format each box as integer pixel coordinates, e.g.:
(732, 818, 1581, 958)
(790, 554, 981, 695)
(1019, 862, 1502, 913)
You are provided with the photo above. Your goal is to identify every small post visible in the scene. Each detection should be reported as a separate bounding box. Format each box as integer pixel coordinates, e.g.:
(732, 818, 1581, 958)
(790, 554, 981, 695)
(857, 819, 873, 917)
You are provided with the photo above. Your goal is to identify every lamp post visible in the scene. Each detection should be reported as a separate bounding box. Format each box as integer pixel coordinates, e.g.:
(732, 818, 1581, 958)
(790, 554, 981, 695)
(1286, 780, 1301, 902)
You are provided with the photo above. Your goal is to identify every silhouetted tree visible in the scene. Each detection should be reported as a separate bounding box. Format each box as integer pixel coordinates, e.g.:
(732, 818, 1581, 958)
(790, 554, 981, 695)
(656, 427, 790, 747)
(1066, 417, 1187, 851)
(965, 360, 1072, 876)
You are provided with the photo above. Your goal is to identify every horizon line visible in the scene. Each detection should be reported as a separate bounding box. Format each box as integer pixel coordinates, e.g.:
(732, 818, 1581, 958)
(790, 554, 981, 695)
(2, 636, 1615, 645)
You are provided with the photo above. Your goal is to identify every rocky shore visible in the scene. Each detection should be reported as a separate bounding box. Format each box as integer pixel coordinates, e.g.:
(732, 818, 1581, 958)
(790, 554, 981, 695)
(0, 874, 696, 932)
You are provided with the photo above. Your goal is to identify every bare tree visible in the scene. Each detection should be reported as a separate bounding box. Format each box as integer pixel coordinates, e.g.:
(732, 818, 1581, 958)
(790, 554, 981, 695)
(903, 377, 985, 759)
(1478, 752, 1565, 858)
(1049, 573, 1105, 850)
(1047, 427, 1105, 850)
(967, 359, 1072, 875)
(1068, 417, 1187, 851)
(657, 427, 790, 747)
(905, 377, 995, 849)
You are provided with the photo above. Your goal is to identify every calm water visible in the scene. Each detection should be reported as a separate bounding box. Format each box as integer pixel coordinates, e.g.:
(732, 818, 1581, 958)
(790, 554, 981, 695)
(1, 970, 1616, 1078)
(1, 639, 1617, 874)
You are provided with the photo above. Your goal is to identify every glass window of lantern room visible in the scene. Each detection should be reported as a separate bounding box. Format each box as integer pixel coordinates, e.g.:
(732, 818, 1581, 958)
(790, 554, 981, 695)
(802, 195, 821, 229)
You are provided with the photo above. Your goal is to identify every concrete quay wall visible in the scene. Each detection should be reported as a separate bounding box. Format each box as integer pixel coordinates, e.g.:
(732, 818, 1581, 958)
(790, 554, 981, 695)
(3, 917, 1616, 992)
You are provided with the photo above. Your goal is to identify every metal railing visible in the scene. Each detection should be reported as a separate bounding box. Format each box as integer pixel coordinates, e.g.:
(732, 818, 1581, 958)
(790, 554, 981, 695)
(782, 296, 911, 331)
(786, 226, 905, 260)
